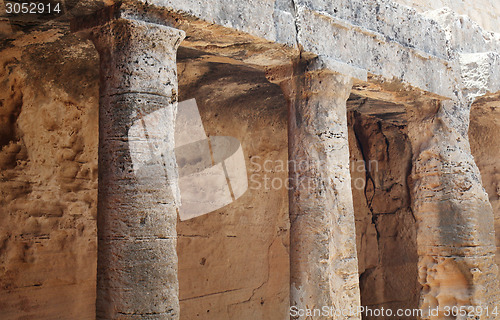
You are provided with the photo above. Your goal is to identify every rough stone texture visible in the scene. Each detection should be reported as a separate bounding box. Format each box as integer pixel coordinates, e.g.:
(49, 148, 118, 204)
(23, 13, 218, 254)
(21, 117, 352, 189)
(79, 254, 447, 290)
(393, 0, 500, 33)
(0, 35, 293, 319)
(130, 0, 297, 47)
(5, 0, 500, 96)
(469, 96, 500, 287)
(282, 69, 360, 319)
(347, 102, 420, 317)
(1, 0, 500, 318)
(406, 97, 499, 318)
(0, 31, 99, 319)
(91, 19, 184, 319)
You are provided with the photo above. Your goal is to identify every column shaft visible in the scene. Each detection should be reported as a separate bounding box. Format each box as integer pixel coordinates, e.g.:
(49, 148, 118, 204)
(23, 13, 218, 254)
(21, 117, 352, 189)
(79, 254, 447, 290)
(407, 99, 499, 319)
(286, 70, 361, 319)
(91, 19, 185, 319)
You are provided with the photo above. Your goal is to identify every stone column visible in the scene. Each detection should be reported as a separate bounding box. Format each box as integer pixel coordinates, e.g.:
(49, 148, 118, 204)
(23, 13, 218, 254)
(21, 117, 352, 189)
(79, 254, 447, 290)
(407, 98, 499, 319)
(91, 19, 185, 319)
(283, 68, 361, 319)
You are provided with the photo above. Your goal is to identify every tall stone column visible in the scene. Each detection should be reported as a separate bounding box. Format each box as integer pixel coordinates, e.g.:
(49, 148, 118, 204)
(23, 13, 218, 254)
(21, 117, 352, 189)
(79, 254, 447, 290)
(283, 68, 361, 319)
(91, 19, 185, 319)
(407, 98, 499, 319)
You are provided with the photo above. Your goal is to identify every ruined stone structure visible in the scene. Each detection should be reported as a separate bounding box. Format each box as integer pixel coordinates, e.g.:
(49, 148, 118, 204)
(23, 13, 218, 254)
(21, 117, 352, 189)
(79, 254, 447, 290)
(1, 0, 500, 319)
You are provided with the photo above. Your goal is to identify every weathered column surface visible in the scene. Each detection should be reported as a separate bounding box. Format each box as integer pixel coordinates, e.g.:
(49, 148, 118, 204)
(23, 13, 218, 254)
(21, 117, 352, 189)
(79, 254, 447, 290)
(407, 98, 499, 319)
(91, 19, 185, 319)
(284, 68, 361, 319)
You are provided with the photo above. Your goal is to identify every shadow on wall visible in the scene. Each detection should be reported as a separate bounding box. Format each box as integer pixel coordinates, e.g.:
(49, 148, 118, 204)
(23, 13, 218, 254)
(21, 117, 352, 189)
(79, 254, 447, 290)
(176, 47, 290, 320)
(347, 97, 420, 319)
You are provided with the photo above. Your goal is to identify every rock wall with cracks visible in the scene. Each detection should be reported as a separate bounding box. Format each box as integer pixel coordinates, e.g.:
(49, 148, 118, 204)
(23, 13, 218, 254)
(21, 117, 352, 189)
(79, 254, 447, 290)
(347, 105, 419, 317)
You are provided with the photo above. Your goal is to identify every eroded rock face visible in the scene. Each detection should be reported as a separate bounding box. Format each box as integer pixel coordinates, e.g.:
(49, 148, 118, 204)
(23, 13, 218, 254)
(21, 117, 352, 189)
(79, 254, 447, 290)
(469, 97, 500, 284)
(347, 104, 419, 318)
(1, 1, 500, 317)
(0, 34, 293, 319)
(392, 0, 500, 32)
(0, 31, 99, 319)
(407, 98, 499, 318)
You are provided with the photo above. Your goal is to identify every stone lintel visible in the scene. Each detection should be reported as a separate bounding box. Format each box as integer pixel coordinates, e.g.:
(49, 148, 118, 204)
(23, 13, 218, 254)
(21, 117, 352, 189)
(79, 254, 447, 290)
(460, 52, 500, 101)
(135, 0, 499, 99)
(69, 0, 500, 101)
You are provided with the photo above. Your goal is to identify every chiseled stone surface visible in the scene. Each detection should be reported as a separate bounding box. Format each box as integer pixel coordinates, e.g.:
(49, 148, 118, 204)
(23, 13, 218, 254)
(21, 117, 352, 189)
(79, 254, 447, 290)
(469, 96, 500, 294)
(407, 97, 499, 319)
(91, 19, 184, 319)
(142, 0, 500, 99)
(394, 0, 500, 33)
(284, 69, 361, 319)
(0, 35, 292, 320)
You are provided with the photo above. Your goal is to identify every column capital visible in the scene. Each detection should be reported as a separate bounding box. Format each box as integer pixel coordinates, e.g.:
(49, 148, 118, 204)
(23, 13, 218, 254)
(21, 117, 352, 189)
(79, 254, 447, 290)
(265, 56, 363, 104)
(90, 18, 185, 98)
(307, 56, 367, 82)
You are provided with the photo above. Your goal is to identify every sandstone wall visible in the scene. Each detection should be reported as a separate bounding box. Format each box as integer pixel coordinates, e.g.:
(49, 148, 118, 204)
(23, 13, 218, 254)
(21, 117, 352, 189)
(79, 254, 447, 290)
(0, 32, 98, 319)
(393, 0, 500, 32)
(176, 50, 290, 320)
(469, 97, 500, 283)
(347, 100, 420, 318)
